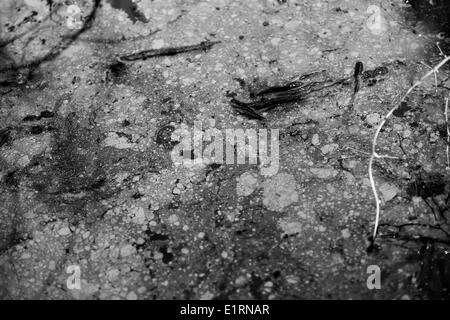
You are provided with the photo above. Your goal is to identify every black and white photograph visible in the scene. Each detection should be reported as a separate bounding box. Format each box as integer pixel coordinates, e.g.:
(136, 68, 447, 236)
(0, 0, 450, 304)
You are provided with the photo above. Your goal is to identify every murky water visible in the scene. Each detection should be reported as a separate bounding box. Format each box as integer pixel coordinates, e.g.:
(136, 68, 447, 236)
(106, 0, 148, 23)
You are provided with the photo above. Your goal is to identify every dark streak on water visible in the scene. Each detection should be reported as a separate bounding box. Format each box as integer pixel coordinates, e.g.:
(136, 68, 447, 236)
(107, 0, 148, 23)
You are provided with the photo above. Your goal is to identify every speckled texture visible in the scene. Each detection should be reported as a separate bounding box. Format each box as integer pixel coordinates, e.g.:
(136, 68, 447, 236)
(1, 0, 450, 300)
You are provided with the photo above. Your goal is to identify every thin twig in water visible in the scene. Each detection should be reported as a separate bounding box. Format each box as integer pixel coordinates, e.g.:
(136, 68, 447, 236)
(118, 40, 220, 62)
(230, 72, 350, 119)
(78, 28, 160, 44)
(369, 51, 450, 240)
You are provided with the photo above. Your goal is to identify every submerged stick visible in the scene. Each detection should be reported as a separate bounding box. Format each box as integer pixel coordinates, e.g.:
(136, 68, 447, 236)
(230, 61, 396, 121)
(348, 61, 364, 108)
(353, 61, 364, 94)
(230, 99, 265, 120)
(119, 40, 221, 62)
(230, 75, 349, 119)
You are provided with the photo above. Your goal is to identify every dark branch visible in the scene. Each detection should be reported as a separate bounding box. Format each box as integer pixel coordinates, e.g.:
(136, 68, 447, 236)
(119, 40, 221, 62)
